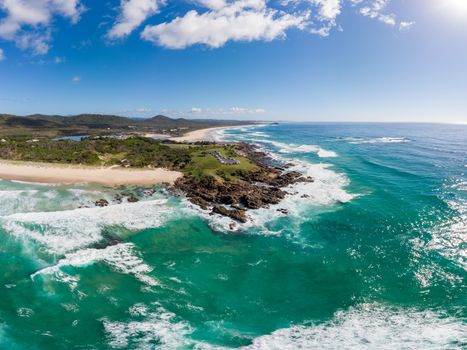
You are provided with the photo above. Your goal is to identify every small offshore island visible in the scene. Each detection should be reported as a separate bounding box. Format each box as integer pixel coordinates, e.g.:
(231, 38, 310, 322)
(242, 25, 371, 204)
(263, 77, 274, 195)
(0, 114, 311, 223)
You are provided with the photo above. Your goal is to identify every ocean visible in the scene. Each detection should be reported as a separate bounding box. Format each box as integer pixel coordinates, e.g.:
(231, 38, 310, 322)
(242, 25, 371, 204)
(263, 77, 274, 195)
(0, 123, 466, 349)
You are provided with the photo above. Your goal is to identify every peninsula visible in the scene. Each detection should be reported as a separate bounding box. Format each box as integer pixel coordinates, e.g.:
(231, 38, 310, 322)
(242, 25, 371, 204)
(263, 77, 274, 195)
(0, 114, 307, 223)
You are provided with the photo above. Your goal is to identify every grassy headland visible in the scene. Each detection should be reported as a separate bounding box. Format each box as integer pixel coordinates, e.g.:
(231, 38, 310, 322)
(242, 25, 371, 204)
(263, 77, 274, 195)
(0, 115, 306, 223)
(0, 136, 258, 182)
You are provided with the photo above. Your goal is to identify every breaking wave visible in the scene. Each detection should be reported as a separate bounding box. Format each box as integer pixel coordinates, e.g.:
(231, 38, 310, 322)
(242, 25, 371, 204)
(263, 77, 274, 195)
(32, 243, 159, 288)
(101, 302, 467, 349)
(1, 198, 185, 255)
(200, 157, 355, 234)
(344, 137, 410, 144)
(244, 303, 466, 350)
(196, 126, 355, 234)
(245, 139, 338, 158)
(102, 304, 196, 349)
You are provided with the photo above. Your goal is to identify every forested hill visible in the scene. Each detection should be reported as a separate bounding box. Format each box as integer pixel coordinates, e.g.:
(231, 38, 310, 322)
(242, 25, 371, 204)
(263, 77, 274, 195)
(0, 114, 253, 138)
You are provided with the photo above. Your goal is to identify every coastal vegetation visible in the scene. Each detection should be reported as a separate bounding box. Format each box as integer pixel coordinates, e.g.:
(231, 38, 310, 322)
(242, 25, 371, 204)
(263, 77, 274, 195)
(0, 135, 310, 223)
(0, 114, 250, 138)
(0, 114, 305, 223)
(0, 136, 254, 174)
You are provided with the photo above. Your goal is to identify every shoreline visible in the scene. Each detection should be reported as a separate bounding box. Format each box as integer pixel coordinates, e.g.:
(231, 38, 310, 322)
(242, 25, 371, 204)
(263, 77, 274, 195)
(0, 160, 182, 185)
(170, 124, 262, 142)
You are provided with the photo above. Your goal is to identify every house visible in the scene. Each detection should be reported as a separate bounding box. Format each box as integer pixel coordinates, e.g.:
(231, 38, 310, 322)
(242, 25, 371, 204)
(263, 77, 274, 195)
(211, 151, 240, 165)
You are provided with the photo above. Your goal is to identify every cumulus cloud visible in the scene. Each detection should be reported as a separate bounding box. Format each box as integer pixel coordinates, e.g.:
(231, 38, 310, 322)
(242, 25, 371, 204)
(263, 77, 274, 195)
(141, 0, 309, 49)
(0, 0, 84, 54)
(399, 20, 415, 31)
(0, 0, 412, 53)
(107, 0, 165, 39)
(191, 107, 203, 113)
(358, 0, 396, 26)
(312, 0, 341, 21)
(0, 47, 4, 61)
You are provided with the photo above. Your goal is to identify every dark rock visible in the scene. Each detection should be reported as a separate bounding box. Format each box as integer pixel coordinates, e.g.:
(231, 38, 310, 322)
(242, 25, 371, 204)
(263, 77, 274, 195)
(127, 195, 139, 203)
(174, 142, 315, 223)
(218, 194, 236, 205)
(142, 189, 156, 197)
(240, 194, 263, 209)
(190, 196, 210, 210)
(231, 203, 243, 210)
(212, 206, 247, 223)
(113, 194, 123, 203)
(95, 199, 109, 207)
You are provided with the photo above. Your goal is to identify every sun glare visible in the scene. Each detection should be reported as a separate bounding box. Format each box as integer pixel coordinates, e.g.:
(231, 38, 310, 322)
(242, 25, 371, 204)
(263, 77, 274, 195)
(443, 0, 467, 17)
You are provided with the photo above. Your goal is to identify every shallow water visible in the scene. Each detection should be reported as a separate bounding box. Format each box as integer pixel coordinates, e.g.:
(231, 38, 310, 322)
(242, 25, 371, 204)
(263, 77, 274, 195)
(1, 123, 466, 349)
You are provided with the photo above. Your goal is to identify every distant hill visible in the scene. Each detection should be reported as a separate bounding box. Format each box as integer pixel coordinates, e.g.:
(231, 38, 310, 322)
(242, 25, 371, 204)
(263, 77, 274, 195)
(0, 113, 254, 138)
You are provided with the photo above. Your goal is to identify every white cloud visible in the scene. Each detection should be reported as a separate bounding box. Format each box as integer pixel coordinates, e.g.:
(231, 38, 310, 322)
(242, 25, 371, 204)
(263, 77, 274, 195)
(0, 0, 84, 54)
(230, 106, 247, 113)
(195, 0, 226, 11)
(311, 0, 341, 21)
(0, 47, 4, 61)
(359, 0, 395, 26)
(137, 107, 152, 112)
(399, 20, 415, 31)
(191, 107, 203, 113)
(72, 75, 81, 83)
(141, 0, 309, 49)
(107, 0, 165, 39)
(0, 0, 412, 53)
(230, 106, 265, 114)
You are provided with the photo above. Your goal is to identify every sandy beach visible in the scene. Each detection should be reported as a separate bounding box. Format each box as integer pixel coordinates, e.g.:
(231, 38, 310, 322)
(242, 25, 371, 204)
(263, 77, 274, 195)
(0, 160, 182, 185)
(171, 124, 265, 142)
(170, 127, 223, 142)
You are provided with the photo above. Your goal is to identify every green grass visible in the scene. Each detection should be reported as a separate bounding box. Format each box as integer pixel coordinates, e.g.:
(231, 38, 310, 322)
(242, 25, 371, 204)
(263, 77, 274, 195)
(0, 137, 260, 184)
(185, 146, 259, 182)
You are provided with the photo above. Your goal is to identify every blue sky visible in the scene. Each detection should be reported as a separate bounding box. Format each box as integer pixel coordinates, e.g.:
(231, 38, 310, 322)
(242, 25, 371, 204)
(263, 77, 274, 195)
(0, 0, 466, 123)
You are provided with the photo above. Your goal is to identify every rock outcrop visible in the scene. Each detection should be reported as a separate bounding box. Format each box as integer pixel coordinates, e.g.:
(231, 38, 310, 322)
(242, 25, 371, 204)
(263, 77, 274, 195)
(175, 143, 313, 223)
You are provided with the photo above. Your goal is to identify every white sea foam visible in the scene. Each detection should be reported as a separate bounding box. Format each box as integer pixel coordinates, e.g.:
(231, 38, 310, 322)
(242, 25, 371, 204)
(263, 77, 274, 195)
(102, 304, 193, 349)
(194, 129, 353, 234)
(250, 140, 338, 158)
(243, 303, 467, 350)
(345, 137, 410, 144)
(421, 198, 467, 271)
(0, 187, 115, 216)
(10, 180, 80, 187)
(0, 190, 41, 216)
(1, 199, 182, 255)
(32, 243, 159, 287)
(212, 124, 269, 143)
(103, 303, 466, 349)
(218, 125, 337, 158)
(194, 157, 355, 234)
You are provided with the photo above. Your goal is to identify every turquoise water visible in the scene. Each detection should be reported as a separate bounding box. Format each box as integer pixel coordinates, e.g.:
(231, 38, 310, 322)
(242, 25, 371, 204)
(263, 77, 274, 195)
(0, 123, 466, 349)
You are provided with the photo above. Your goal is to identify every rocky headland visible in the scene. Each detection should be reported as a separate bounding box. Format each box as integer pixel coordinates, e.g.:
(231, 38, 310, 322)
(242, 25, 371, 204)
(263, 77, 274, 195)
(174, 143, 313, 223)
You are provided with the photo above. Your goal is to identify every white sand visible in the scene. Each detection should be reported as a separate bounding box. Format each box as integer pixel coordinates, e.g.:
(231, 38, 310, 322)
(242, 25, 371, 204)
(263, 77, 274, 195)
(171, 124, 261, 142)
(0, 160, 182, 185)
(170, 127, 222, 142)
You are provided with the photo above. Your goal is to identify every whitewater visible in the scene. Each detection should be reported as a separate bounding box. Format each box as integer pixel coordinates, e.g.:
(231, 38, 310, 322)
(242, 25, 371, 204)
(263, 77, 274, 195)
(0, 122, 466, 349)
